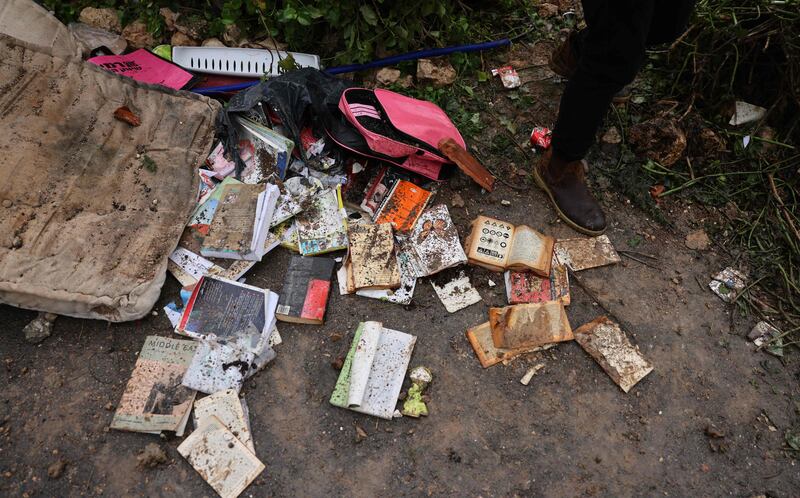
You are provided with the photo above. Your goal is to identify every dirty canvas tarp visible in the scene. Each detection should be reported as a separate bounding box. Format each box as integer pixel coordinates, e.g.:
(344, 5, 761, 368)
(0, 34, 220, 321)
(0, 0, 81, 59)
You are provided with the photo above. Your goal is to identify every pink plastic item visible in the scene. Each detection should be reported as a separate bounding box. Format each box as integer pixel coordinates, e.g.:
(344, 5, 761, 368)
(88, 49, 193, 90)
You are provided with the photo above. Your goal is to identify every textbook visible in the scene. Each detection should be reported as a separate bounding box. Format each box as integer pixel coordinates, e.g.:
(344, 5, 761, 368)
(296, 185, 348, 256)
(504, 257, 570, 305)
(464, 215, 555, 277)
(373, 180, 432, 233)
(276, 256, 336, 324)
(346, 222, 401, 291)
(403, 204, 467, 277)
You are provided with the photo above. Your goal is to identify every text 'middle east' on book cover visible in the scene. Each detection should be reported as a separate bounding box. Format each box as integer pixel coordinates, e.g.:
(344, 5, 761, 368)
(276, 256, 336, 324)
(110, 336, 198, 433)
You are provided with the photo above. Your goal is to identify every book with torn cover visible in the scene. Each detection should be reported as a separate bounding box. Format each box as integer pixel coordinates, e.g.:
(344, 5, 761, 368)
(182, 338, 276, 395)
(188, 176, 243, 236)
(110, 336, 197, 433)
(554, 234, 621, 271)
(201, 182, 281, 261)
(167, 246, 259, 288)
(504, 257, 570, 305)
(373, 180, 432, 233)
(346, 223, 400, 290)
(464, 215, 555, 276)
(270, 176, 321, 228)
(296, 185, 348, 256)
(330, 321, 416, 420)
(355, 249, 417, 305)
(404, 204, 467, 277)
(276, 256, 336, 324)
(178, 415, 264, 498)
(176, 276, 279, 355)
(234, 116, 295, 182)
(573, 316, 653, 393)
(465, 322, 555, 368)
(489, 301, 573, 349)
(358, 166, 411, 216)
(193, 389, 255, 454)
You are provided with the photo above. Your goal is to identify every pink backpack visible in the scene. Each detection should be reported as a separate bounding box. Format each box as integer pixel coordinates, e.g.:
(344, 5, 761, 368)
(338, 88, 467, 180)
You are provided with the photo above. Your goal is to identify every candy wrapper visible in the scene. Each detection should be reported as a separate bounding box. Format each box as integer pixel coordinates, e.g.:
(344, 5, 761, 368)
(491, 66, 521, 89)
(530, 126, 552, 150)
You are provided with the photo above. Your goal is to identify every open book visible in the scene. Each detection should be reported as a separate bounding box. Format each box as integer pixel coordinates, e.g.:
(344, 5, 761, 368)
(464, 215, 554, 277)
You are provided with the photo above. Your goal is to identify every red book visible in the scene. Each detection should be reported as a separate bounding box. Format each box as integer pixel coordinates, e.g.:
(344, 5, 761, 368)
(276, 256, 335, 324)
(504, 260, 570, 305)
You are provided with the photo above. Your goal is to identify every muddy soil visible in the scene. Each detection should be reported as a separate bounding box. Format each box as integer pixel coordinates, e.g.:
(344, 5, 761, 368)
(1, 44, 799, 498)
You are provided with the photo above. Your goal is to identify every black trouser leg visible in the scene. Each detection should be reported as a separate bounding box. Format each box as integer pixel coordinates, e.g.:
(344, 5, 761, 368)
(551, 0, 656, 162)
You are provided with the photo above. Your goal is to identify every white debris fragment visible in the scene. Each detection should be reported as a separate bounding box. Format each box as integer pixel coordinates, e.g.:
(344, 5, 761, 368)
(520, 364, 545, 385)
(729, 101, 766, 126)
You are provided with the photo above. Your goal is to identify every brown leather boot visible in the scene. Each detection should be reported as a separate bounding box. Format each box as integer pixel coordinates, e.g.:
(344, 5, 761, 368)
(549, 31, 579, 79)
(533, 149, 607, 235)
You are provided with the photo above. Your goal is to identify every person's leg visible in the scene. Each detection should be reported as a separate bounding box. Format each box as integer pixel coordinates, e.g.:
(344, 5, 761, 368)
(534, 0, 655, 235)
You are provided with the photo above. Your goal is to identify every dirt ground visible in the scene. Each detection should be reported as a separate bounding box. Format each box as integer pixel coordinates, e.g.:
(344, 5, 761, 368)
(2, 44, 799, 498)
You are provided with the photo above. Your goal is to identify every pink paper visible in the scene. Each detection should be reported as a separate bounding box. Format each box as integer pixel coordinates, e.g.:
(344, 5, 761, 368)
(88, 49, 193, 90)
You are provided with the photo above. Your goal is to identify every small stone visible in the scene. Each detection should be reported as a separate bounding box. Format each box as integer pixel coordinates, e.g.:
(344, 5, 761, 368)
(417, 58, 456, 87)
(331, 357, 344, 370)
(104, 403, 114, 411)
(329, 332, 343, 342)
(79, 7, 121, 33)
(2, 199, 13, 208)
(136, 443, 167, 469)
(355, 425, 368, 443)
(11, 236, 22, 249)
(201, 37, 226, 48)
(47, 460, 66, 479)
(501, 199, 511, 206)
(538, 3, 560, 18)
(602, 126, 622, 145)
(685, 229, 710, 250)
(23, 313, 54, 343)
(222, 24, 241, 46)
(170, 31, 198, 47)
(175, 15, 209, 40)
(122, 21, 156, 49)
(397, 75, 414, 88)
(159, 7, 177, 31)
(451, 193, 465, 208)
(376, 68, 401, 86)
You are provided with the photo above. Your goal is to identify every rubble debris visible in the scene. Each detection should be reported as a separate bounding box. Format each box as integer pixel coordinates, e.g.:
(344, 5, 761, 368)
(113, 106, 141, 127)
(431, 269, 483, 313)
(355, 424, 369, 443)
(520, 364, 545, 385)
(685, 229, 711, 250)
(78, 7, 121, 33)
(330, 321, 416, 420)
(573, 317, 653, 393)
(178, 415, 264, 498)
(200, 183, 281, 261)
(709, 267, 747, 303)
(747, 321, 784, 357)
(438, 138, 496, 192)
(23, 312, 57, 344)
(451, 193, 465, 208)
(530, 127, 552, 150)
(465, 215, 555, 276)
(373, 180, 432, 232)
(88, 49, 194, 90)
(111, 336, 197, 434)
(296, 186, 348, 256)
(276, 256, 335, 324)
(121, 20, 156, 49)
(137, 443, 168, 469)
(416, 58, 456, 87)
(490, 301, 573, 349)
(555, 235, 621, 271)
(376, 67, 401, 86)
(505, 258, 570, 305)
(466, 322, 554, 368)
(491, 66, 521, 89)
(402, 366, 433, 418)
(346, 223, 401, 291)
(47, 459, 67, 479)
(193, 389, 255, 453)
(729, 101, 767, 126)
(628, 117, 687, 167)
(404, 204, 468, 277)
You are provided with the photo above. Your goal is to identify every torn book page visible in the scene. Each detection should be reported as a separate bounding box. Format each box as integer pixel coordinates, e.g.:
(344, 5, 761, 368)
(555, 235, 621, 271)
(709, 267, 747, 303)
(193, 389, 255, 454)
(489, 301, 573, 349)
(356, 249, 417, 305)
(431, 269, 482, 313)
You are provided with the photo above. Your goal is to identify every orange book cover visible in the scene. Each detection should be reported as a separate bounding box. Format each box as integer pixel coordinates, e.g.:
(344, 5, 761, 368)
(374, 180, 431, 233)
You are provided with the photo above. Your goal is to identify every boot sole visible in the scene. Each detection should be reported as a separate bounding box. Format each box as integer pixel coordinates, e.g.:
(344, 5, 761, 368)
(532, 166, 606, 237)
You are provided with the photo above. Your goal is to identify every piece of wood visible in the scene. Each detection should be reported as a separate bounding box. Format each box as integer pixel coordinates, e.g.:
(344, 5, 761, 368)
(489, 301, 573, 349)
(438, 137, 495, 191)
(573, 316, 653, 393)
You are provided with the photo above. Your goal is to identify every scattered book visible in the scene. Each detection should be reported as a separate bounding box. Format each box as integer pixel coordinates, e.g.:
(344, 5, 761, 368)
(269, 176, 320, 228)
(346, 223, 401, 290)
(201, 183, 281, 261)
(168, 246, 256, 288)
(404, 204, 467, 277)
(489, 301, 573, 349)
(373, 180, 432, 233)
(431, 269, 482, 313)
(358, 166, 413, 216)
(504, 257, 570, 305)
(188, 176, 242, 236)
(234, 115, 295, 182)
(178, 415, 264, 498)
(276, 256, 336, 324)
(296, 185, 348, 256)
(110, 336, 198, 434)
(330, 321, 416, 420)
(573, 316, 653, 393)
(193, 389, 255, 454)
(182, 338, 274, 395)
(466, 322, 555, 368)
(176, 276, 279, 355)
(271, 219, 299, 252)
(355, 249, 417, 305)
(465, 215, 555, 277)
(554, 234, 621, 271)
